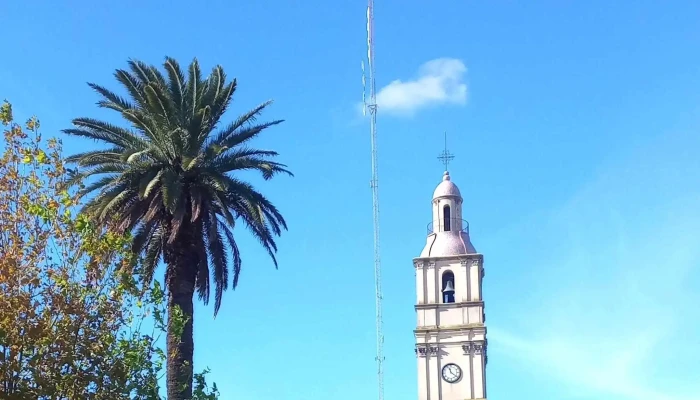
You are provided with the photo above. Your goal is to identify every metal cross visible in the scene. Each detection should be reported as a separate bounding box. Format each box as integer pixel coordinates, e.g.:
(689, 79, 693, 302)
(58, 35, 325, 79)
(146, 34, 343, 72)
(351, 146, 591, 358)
(437, 132, 455, 171)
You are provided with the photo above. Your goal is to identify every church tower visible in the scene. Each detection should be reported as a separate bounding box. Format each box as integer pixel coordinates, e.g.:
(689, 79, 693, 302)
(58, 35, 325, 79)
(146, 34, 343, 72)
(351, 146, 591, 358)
(414, 170, 487, 400)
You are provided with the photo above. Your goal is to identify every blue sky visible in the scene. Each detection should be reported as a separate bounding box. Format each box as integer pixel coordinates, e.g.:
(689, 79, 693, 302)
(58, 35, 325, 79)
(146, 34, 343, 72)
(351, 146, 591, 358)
(3, 1, 700, 399)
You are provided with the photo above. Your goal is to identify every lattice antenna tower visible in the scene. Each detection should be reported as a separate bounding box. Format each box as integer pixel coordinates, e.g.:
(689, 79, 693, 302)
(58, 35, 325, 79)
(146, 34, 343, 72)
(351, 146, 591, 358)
(362, 1, 384, 400)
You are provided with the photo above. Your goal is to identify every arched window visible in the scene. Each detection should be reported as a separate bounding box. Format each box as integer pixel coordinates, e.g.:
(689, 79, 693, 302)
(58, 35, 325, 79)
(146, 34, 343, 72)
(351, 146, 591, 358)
(443, 205, 451, 231)
(441, 270, 455, 303)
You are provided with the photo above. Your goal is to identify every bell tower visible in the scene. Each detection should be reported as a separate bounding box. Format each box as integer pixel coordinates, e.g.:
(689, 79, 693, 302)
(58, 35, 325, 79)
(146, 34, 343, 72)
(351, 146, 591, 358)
(413, 169, 487, 400)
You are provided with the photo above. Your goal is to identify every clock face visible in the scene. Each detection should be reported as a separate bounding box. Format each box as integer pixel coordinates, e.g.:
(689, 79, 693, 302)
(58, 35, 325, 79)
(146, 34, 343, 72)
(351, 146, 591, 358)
(441, 363, 462, 383)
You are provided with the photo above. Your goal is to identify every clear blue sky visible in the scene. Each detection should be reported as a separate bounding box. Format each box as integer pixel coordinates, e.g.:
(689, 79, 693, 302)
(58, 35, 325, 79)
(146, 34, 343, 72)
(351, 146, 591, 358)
(3, 1, 700, 399)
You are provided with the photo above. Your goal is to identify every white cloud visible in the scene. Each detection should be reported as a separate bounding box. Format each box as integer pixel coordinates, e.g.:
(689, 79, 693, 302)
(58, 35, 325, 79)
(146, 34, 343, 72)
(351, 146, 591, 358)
(371, 58, 467, 116)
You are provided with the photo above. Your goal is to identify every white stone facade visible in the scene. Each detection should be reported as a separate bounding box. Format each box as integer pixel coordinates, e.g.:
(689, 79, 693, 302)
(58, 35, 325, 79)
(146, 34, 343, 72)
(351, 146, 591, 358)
(414, 172, 487, 400)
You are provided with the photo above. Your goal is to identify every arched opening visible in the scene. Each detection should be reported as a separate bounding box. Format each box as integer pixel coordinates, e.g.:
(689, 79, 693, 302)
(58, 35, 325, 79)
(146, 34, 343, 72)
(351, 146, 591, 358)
(441, 270, 455, 303)
(443, 205, 451, 231)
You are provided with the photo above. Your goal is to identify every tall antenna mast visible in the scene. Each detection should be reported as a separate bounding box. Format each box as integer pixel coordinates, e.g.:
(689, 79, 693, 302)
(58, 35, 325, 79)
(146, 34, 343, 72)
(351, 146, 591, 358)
(363, 1, 384, 400)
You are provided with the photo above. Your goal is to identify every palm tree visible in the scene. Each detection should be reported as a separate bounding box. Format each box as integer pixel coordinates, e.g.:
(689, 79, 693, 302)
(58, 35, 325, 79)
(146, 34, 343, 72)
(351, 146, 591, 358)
(64, 57, 292, 400)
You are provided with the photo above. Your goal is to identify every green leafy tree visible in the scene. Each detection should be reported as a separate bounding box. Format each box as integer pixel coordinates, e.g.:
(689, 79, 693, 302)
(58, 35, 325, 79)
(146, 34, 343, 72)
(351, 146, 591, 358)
(63, 57, 292, 399)
(0, 100, 162, 399)
(0, 101, 220, 400)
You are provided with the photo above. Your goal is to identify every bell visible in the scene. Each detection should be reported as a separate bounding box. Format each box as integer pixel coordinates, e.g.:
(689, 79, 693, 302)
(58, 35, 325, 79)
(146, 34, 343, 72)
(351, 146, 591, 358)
(443, 280, 455, 293)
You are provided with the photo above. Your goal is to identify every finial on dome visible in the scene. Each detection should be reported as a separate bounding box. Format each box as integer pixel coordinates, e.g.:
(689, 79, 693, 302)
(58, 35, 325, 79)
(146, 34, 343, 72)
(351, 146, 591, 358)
(443, 171, 451, 181)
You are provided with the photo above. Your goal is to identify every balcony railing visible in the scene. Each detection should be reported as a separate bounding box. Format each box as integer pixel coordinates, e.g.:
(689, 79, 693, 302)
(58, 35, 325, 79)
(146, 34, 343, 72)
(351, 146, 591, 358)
(427, 218, 469, 235)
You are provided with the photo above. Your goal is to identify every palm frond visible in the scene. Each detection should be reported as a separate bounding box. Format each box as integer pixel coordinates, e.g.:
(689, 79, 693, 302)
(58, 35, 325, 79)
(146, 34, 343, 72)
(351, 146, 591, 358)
(200, 182, 236, 226)
(114, 69, 148, 109)
(143, 191, 164, 222)
(190, 188, 203, 222)
(199, 66, 223, 112)
(88, 82, 134, 112)
(117, 197, 150, 232)
(217, 174, 288, 232)
(167, 195, 186, 244)
(143, 83, 172, 126)
(80, 175, 120, 195)
(131, 219, 158, 255)
(81, 180, 129, 218)
(190, 120, 283, 171)
(218, 220, 242, 289)
(65, 147, 124, 164)
(186, 58, 203, 117)
(120, 110, 161, 145)
(193, 217, 210, 303)
(141, 225, 165, 284)
(160, 168, 182, 213)
(164, 57, 186, 125)
(99, 188, 137, 221)
(65, 163, 131, 191)
(216, 120, 284, 151)
(210, 152, 292, 179)
(209, 79, 236, 127)
(207, 100, 273, 145)
(204, 210, 228, 315)
(128, 59, 155, 86)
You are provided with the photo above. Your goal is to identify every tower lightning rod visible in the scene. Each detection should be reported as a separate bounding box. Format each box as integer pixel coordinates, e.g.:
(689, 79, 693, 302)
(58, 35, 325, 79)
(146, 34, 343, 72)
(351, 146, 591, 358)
(364, 1, 385, 400)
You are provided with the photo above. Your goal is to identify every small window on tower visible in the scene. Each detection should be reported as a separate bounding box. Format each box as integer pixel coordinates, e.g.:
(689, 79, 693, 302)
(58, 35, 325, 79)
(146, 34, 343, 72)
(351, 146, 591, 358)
(443, 205, 451, 231)
(442, 270, 455, 303)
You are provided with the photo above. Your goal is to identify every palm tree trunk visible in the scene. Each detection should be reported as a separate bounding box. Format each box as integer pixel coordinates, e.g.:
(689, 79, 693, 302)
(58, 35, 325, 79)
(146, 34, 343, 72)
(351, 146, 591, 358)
(164, 223, 198, 400)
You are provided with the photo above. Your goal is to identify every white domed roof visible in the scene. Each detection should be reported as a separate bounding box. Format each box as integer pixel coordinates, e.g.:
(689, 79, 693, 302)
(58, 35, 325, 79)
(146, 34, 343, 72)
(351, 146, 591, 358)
(420, 230, 477, 257)
(433, 171, 462, 199)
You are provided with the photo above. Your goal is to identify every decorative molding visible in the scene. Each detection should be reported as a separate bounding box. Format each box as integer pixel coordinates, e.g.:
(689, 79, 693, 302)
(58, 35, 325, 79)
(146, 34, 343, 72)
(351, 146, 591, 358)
(414, 323, 485, 334)
(460, 259, 469, 267)
(427, 261, 436, 269)
(413, 260, 424, 269)
(414, 301, 484, 310)
(415, 344, 439, 357)
(413, 254, 482, 263)
(472, 259, 480, 267)
(462, 341, 487, 355)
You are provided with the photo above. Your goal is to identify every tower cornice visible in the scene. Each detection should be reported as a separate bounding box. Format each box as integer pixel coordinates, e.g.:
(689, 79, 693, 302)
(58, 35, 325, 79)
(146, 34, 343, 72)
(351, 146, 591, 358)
(414, 323, 486, 334)
(413, 254, 483, 265)
(414, 301, 483, 310)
